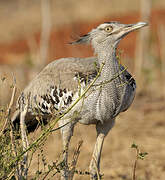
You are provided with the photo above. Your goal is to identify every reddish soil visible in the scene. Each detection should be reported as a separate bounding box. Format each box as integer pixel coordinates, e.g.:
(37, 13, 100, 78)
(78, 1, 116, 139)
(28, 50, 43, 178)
(0, 9, 165, 65)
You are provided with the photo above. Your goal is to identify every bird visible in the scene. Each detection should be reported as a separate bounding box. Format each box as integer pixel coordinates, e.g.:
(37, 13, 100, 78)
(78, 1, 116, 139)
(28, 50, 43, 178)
(11, 21, 147, 180)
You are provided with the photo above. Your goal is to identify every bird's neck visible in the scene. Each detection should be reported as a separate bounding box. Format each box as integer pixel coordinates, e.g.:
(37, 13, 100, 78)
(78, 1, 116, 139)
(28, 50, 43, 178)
(97, 45, 120, 81)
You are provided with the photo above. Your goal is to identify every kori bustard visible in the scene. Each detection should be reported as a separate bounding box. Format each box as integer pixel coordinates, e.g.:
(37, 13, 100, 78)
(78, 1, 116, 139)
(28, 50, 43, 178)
(12, 21, 147, 179)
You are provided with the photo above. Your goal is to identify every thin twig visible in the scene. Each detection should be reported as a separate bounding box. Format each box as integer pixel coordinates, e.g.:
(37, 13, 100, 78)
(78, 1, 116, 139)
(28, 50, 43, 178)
(131, 143, 148, 180)
(0, 77, 17, 136)
(0, 114, 8, 136)
(92, 67, 127, 87)
(69, 140, 83, 180)
(2, 76, 19, 179)
(132, 148, 139, 180)
(50, 121, 70, 132)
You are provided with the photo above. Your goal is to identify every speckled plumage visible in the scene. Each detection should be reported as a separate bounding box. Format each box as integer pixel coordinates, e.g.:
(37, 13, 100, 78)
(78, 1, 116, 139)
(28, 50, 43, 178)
(12, 57, 135, 126)
(11, 22, 147, 180)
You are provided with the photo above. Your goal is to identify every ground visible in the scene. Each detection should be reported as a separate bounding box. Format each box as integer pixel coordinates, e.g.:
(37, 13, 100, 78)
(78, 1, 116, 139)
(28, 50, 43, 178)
(0, 1, 165, 179)
(27, 94, 165, 180)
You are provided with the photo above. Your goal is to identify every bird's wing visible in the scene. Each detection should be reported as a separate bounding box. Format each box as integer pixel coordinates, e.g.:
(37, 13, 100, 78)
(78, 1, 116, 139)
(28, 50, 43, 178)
(118, 65, 136, 113)
(16, 57, 98, 114)
(24, 57, 97, 95)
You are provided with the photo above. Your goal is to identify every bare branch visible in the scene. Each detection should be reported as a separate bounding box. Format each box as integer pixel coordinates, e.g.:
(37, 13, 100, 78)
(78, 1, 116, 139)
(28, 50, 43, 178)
(0, 76, 17, 136)
(69, 140, 83, 179)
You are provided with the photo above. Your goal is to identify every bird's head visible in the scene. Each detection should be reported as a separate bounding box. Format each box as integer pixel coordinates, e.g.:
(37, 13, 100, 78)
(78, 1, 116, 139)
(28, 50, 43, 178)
(71, 21, 148, 53)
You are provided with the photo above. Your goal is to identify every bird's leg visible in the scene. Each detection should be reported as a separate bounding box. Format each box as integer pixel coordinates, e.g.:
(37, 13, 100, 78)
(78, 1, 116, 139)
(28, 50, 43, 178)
(89, 119, 115, 180)
(89, 132, 104, 180)
(58, 119, 75, 180)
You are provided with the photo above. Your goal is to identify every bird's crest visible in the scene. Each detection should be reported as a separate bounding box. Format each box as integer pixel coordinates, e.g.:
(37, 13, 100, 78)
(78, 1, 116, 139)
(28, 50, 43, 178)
(70, 33, 91, 45)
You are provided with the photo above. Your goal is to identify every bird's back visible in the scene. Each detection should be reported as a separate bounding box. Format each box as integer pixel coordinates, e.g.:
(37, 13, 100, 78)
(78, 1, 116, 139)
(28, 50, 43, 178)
(12, 57, 98, 128)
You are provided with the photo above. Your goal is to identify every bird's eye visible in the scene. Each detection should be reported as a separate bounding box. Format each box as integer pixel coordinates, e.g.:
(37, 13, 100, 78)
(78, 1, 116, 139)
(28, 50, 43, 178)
(104, 26, 113, 33)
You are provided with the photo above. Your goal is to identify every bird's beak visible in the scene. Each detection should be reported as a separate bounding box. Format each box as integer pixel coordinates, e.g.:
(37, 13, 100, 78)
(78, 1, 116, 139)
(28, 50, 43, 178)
(123, 22, 148, 33)
(115, 22, 148, 42)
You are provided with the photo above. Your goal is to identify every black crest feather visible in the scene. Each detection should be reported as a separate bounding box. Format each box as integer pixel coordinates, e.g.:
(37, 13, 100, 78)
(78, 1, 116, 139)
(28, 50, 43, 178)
(69, 33, 90, 45)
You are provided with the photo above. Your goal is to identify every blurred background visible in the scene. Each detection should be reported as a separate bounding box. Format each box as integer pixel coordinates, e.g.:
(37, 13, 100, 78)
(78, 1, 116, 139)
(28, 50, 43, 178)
(0, 0, 165, 179)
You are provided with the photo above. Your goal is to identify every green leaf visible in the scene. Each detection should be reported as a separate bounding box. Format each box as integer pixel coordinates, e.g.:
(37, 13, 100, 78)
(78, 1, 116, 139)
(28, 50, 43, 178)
(138, 152, 148, 160)
(131, 143, 138, 149)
